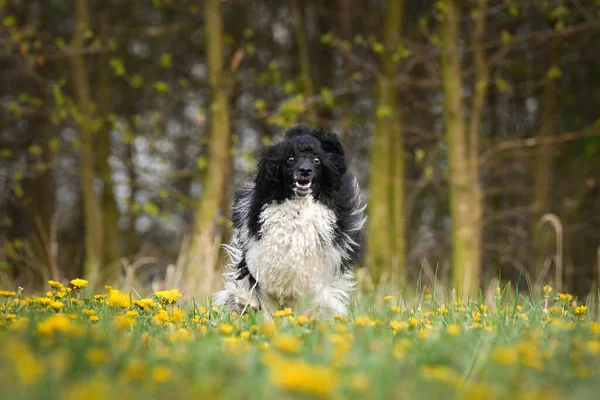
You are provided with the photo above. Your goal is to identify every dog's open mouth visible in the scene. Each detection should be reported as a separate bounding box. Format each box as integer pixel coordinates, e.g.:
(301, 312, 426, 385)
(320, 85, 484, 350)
(294, 179, 312, 192)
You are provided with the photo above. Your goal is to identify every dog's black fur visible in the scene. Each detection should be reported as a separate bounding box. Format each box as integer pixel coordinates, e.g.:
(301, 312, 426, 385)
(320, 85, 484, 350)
(231, 124, 364, 290)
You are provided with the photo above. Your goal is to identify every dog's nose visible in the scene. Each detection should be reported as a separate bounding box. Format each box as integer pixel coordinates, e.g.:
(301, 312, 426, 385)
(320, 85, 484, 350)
(299, 162, 312, 176)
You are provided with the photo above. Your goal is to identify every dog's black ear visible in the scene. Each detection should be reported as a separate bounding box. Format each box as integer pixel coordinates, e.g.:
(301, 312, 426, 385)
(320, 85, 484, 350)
(314, 130, 347, 175)
(254, 144, 284, 200)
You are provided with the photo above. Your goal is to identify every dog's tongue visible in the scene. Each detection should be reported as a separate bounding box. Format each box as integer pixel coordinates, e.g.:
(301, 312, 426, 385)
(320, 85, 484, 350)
(297, 179, 310, 187)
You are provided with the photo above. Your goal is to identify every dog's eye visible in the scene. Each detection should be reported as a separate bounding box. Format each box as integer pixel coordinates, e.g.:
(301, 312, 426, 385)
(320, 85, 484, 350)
(287, 157, 295, 164)
(314, 157, 321, 164)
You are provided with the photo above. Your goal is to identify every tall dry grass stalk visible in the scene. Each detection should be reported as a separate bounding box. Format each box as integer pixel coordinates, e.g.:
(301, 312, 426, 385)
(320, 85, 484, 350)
(535, 213, 563, 292)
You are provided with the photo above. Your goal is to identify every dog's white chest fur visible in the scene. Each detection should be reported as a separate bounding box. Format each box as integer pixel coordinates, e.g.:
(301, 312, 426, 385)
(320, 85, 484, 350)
(245, 196, 341, 298)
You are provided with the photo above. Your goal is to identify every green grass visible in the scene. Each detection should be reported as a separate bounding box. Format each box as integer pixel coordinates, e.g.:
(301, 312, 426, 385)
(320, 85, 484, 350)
(0, 282, 599, 399)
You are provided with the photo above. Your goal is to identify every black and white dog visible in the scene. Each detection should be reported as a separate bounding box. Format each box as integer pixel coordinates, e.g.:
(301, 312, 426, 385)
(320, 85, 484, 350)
(213, 125, 365, 317)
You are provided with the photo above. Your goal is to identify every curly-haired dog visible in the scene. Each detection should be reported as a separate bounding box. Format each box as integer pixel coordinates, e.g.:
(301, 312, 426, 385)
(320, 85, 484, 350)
(213, 124, 365, 317)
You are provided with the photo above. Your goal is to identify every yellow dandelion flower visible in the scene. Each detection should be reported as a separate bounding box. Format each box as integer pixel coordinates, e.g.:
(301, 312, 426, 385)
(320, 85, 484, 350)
(355, 315, 375, 327)
(240, 331, 251, 340)
(261, 321, 277, 336)
(125, 310, 139, 318)
(66, 378, 112, 400)
(409, 317, 419, 329)
(438, 304, 449, 314)
(390, 305, 401, 313)
(273, 307, 293, 317)
(586, 340, 600, 354)
(104, 285, 113, 291)
(14, 351, 46, 385)
(297, 315, 309, 325)
(0, 290, 16, 297)
(5, 313, 16, 321)
(591, 323, 600, 335)
(421, 365, 461, 387)
(86, 348, 109, 365)
(108, 289, 130, 308)
(134, 298, 155, 310)
(219, 323, 234, 335)
(70, 278, 88, 288)
(37, 314, 71, 336)
(170, 308, 185, 323)
(36, 297, 52, 306)
(269, 358, 337, 398)
(83, 309, 95, 316)
(543, 285, 552, 295)
(48, 280, 64, 289)
(559, 293, 573, 302)
(492, 346, 518, 365)
(153, 309, 170, 324)
(50, 301, 64, 311)
(575, 305, 588, 316)
(89, 315, 99, 322)
(384, 295, 393, 302)
(519, 313, 529, 321)
(154, 289, 182, 304)
(446, 324, 461, 336)
(121, 359, 146, 383)
(479, 305, 488, 313)
(114, 315, 136, 329)
(152, 365, 173, 383)
(272, 334, 302, 353)
(390, 320, 408, 331)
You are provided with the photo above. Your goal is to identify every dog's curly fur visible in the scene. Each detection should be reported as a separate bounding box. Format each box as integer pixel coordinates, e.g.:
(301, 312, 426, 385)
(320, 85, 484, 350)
(213, 125, 366, 317)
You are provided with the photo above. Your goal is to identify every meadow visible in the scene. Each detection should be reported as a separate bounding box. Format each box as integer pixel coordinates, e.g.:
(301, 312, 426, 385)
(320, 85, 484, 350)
(0, 280, 599, 399)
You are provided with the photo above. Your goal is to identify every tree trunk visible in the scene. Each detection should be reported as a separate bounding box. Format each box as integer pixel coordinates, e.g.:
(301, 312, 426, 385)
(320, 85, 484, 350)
(125, 126, 140, 256)
(532, 37, 560, 282)
(337, 0, 352, 142)
(466, 0, 489, 296)
(440, 0, 477, 297)
(367, 0, 405, 284)
(70, 0, 103, 284)
(97, 11, 122, 281)
(291, 0, 318, 126)
(186, 0, 233, 294)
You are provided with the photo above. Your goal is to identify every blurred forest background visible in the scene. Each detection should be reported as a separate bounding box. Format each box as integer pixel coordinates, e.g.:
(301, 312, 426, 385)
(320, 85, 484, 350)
(1, 0, 599, 297)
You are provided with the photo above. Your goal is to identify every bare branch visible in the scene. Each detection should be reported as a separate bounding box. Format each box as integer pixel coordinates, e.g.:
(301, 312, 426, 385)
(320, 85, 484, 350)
(480, 128, 600, 167)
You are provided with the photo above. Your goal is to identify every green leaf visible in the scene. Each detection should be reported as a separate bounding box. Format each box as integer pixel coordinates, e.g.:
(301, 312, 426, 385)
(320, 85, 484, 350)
(109, 58, 126, 76)
(320, 88, 334, 108)
(495, 78, 512, 93)
(142, 202, 160, 217)
(153, 81, 169, 93)
(2, 15, 16, 27)
(376, 106, 393, 119)
(254, 99, 267, 111)
(501, 30, 512, 44)
(424, 165, 434, 180)
(244, 28, 254, 39)
(508, 5, 519, 17)
(320, 33, 333, 44)
(131, 74, 144, 88)
(196, 157, 207, 171)
(372, 42, 384, 54)
(159, 53, 172, 69)
(0, 149, 13, 158)
(547, 66, 562, 80)
(28, 144, 43, 156)
(283, 81, 296, 94)
(49, 138, 60, 153)
(415, 148, 426, 163)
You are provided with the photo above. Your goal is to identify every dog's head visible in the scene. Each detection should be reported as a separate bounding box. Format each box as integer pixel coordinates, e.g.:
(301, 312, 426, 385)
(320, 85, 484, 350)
(254, 124, 347, 201)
